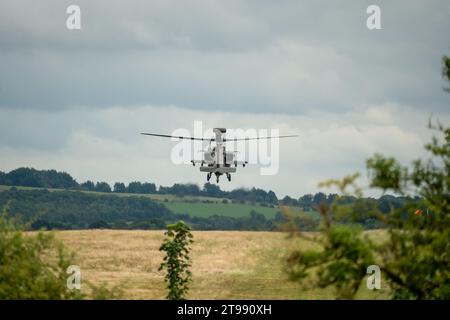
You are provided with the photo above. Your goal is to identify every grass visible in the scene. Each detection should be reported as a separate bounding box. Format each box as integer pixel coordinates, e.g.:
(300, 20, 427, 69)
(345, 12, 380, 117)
(165, 202, 279, 219)
(52, 229, 390, 300)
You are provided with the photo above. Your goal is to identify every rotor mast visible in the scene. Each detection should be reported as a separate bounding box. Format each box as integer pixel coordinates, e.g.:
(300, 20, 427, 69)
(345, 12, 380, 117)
(213, 128, 226, 166)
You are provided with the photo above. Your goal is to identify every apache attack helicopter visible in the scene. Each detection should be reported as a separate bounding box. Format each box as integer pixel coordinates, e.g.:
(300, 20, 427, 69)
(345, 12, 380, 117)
(141, 128, 297, 182)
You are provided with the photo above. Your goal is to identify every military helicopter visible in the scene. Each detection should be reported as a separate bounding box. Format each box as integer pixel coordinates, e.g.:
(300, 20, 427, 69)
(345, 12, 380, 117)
(141, 128, 297, 182)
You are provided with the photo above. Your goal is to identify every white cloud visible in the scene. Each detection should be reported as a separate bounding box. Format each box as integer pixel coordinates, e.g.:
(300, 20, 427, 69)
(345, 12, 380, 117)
(0, 104, 440, 198)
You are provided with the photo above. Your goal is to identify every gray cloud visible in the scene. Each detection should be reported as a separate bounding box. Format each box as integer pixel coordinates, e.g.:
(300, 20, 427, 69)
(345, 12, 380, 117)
(0, 0, 449, 114)
(0, 1, 449, 197)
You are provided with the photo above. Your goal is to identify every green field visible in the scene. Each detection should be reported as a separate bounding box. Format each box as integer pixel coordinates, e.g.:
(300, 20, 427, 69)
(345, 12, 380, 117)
(165, 201, 279, 218)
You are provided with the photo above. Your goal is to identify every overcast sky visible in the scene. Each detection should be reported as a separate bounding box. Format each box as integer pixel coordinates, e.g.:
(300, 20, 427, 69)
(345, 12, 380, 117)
(0, 0, 449, 198)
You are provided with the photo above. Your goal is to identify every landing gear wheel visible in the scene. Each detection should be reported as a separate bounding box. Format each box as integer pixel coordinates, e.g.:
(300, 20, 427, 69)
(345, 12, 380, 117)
(207, 173, 212, 182)
(216, 175, 220, 183)
(226, 173, 231, 182)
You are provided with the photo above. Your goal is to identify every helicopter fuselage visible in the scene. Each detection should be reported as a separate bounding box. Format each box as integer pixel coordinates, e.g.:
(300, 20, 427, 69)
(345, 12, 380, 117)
(191, 128, 243, 182)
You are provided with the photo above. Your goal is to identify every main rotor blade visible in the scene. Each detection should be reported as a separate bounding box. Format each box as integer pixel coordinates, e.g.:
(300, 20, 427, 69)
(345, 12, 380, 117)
(141, 133, 214, 141)
(224, 135, 298, 141)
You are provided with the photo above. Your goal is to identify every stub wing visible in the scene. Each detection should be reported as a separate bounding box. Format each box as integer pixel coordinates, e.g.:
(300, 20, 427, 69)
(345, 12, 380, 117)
(200, 167, 237, 173)
(190, 159, 213, 166)
(233, 160, 248, 167)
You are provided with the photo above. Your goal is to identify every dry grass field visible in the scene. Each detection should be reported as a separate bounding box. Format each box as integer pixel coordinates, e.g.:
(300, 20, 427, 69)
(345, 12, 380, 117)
(53, 230, 390, 300)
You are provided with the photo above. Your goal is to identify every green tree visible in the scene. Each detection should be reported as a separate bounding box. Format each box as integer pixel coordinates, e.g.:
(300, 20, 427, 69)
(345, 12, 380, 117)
(202, 182, 222, 197)
(141, 182, 157, 194)
(80, 180, 95, 191)
(0, 204, 122, 299)
(0, 203, 81, 299)
(298, 194, 313, 210)
(127, 181, 142, 193)
(159, 221, 194, 300)
(285, 57, 450, 299)
(443, 55, 450, 92)
(287, 124, 449, 299)
(95, 182, 111, 193)
(113, 182, 126, 193)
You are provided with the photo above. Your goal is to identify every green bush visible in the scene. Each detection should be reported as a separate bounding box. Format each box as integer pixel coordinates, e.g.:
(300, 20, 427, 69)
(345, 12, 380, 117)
(0, 204, 121, 299)
(0, 205, 81, 299)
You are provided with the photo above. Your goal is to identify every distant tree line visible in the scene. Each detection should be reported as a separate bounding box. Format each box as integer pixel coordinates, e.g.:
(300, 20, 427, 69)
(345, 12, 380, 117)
(0, 187, 418, 232)
(0, 167, 278, 206)
(0, 168, 416, 213)
(0, 188, 314, 231)
(0, 168, 78, 189)
(280, 192, 416, 214)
